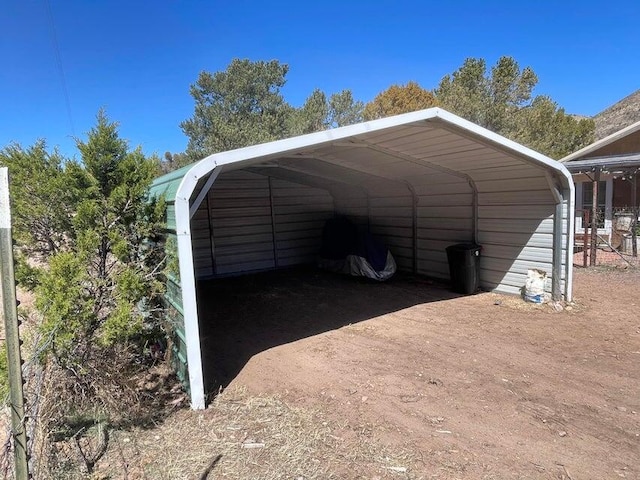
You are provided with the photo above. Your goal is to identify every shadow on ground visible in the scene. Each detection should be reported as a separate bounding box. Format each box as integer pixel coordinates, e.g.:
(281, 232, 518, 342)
(196, 266, 463, 402)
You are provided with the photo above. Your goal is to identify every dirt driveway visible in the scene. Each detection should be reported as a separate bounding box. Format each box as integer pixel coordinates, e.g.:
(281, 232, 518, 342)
(198, 267, 640, 479)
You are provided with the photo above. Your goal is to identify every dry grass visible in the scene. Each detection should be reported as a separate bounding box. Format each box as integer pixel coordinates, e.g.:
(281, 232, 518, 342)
(92, 386, 420, 480)
(28, 355, 186, 479)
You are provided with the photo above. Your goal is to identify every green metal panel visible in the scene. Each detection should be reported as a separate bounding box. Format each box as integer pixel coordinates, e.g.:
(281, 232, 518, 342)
(149, 163, 196, 202)
(166, 302, 189, 391)
(148, 163, 194, 395)
(166, 203, 177, 231)
(161, 228, 189, 392)
(164, 273, 183, 312)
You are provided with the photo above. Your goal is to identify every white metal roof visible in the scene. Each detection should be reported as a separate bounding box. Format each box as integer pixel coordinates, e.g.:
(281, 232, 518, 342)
(173, 108, 574, 208)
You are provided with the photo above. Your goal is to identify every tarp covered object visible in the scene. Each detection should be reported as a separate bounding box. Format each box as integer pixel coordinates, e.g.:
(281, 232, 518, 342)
(318, 217, 396, 281)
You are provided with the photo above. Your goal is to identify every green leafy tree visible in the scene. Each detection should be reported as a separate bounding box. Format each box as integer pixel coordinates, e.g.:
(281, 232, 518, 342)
(159, 151, 192, 174)
(290, 88, 329, 135)
(181, 59, 294, 157)
(178, 60, 368, 167)
(327, 89, 364, 128)
(434, 56, 594, 158)
(514, 96, 595, 160)
(363, 81, 437, 120)
(35, 110, 166, 377)
(435, 56, 537, 133)
(0, 141, 78, 256)
(291, 88, 366, 133)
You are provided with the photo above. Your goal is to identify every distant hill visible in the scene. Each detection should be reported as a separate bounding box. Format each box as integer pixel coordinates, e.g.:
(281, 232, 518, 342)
(593, 89, 640, 140)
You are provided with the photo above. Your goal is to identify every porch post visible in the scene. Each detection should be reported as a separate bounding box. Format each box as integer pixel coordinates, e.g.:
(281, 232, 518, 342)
(589, 168, 601, 266)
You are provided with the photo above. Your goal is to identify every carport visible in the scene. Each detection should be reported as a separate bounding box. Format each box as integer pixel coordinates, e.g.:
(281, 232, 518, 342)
(150, 108, 575, 409)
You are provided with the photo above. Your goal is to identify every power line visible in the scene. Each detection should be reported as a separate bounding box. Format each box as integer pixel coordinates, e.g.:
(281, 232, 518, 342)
(44, 0, 75, 137)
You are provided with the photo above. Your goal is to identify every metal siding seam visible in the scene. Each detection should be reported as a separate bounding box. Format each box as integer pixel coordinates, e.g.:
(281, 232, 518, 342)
(471, 180, 478, 244)
(366, 191, 370, 232)
(268, 176, 279, 268)
(206, 192, 216, 275)
(403, 181, 419, 274)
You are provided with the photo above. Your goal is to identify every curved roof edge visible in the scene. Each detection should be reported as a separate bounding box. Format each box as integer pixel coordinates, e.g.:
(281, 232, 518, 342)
(561, 119, 640, 162)
(149, 107, 572, 203)
(149, 163, 194, 201)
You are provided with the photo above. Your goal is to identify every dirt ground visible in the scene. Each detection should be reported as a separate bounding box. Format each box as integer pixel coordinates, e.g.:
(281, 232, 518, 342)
(194, 266, 640, 479)
(86, 264, 640, 479)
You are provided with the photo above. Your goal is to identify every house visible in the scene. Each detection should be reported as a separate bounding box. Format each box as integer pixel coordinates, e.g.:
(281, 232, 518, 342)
(561, 120, 640, 247)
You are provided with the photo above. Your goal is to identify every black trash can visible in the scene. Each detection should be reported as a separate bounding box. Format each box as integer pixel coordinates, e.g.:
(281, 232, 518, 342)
(446, 243, 481, 294)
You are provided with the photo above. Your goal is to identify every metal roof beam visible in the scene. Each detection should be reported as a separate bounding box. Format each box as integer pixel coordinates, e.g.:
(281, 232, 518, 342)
(347, 139, 479, 243)
(189, 168, 221, 218)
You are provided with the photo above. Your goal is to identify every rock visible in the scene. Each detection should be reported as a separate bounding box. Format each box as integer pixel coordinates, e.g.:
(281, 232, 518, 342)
(242, 442, 265, 449)
(386, 466, 407, 473)
(558, 431, 567, 437)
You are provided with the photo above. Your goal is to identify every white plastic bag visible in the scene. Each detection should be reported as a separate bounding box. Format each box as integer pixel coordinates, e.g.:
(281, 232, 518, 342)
(524, 269, 547, 303)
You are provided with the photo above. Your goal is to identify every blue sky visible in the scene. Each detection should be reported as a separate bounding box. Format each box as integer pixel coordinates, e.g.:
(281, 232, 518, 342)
(2, 0, 639, 160)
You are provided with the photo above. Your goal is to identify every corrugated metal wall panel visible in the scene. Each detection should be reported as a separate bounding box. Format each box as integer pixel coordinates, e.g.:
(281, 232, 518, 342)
(272, 177, 334, 266)
(480, 271, 532, 294)
(417, 258, 449, 277)
(482, 257, 554, 276)
(207, 171, 275, 276)
(216, 259, 276, 276)
(479, 190, 554, 205)
(480, 231, 557, 248)
(157, 224, 189, 393)
(167, 303, 189, 389)
(275, 220, 327, 234)
(411, 173, 475, 279)
(334, 193, 368, 226)
(559, 198, 570, 294)
(478, 204, 555, 219)
(480, 218, 567, 234)
(470, 165, 547, 182)
(191, 202, 213, 278)
(166, 203, 176, 231)
(398, 161, 564, 292)
(418, 205, 472, 218)
(197, 171, 335, 277)
(481, 244, 558, 263)
(370, 216, 413, 228)
(368, 192, 413, 269)
(476, 177, 550, 192)
(412, 182, 473, 196)
(476, 183, 559, 294)
(187, 149, 567, 296)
